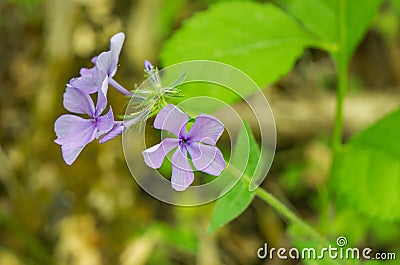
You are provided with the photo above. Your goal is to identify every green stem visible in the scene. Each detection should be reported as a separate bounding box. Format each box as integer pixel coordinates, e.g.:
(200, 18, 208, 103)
(255, 188, 328, 244)
(226, 165, 327, 244)
(332, 62, 347, 151)
(332, 0, 348, 152)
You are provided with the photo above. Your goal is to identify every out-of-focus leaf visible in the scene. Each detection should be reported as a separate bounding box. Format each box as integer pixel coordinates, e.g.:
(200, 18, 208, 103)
(331, 109, 400, 221)
(0, 210, 51, 265)
(156, 223, 198, 253)
(208, 122, 260, 233)
(157, 0, 187, 39)
(274, 0, 383, 62)
(161, 1, 317, 89)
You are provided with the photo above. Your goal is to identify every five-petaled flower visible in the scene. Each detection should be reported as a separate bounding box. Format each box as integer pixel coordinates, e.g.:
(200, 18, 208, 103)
(54, 77, 114, 165)
(142, 104, 226, 191)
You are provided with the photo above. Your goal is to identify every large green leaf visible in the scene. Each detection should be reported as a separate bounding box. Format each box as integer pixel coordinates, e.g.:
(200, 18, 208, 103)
(161, 1, 317, 88)
(331, 109, 400, 221)
(275, 0, 383, 62)
(207, 122, 260, 233)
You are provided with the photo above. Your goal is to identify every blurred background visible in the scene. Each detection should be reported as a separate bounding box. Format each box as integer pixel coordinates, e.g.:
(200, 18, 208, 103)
(1, 0, 400, 264)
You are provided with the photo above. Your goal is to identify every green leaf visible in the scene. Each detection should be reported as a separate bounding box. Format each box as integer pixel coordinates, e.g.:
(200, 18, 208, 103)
(275, 0, 383, 62)
(161, 1, 317, 89)
(207, 122, 260, 233)
(331, 109, 400, 221)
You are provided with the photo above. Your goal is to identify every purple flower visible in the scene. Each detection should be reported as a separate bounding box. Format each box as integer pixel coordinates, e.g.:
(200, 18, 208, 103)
(69, 32, 132, 96)
(99, 117, 138, 144)
(54, 77, 114, 165)
(142, 104, 226, 191)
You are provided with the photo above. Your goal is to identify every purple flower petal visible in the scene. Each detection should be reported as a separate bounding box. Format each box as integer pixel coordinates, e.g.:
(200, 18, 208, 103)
(99, 121, 124, 144)
(96, 51, 112, 75)
(69, 75, 98, 94)
(100, 116, 140, 143)
(110, 32, 125, 59)
(171, 147, 194, 191)
(54, 114, 95, 144)
(80, 66, 95, 77)
(95, 107, 114, 137)
(59, 145, 87, 166)
(95, 75, 109, 115)
(73, 62, 107, 95)
(54, 114, 97, 165)
(187, 142, 226, 176)
(187, 114, 224, 145)
(96, 32, 125, 77)
(154, 104, 189, 137)
(79, 57, 97, 78)
(142, 138, 179, 168)
(63, 87, 95, 116)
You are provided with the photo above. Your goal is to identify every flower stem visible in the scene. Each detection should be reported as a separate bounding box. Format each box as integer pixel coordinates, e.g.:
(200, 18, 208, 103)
(226, 165, 327, 244)
(255, 187, 328, 244)
(332, 0, 348, 152)
(332, 62, 347, 152)
(109, 78, 133, 96)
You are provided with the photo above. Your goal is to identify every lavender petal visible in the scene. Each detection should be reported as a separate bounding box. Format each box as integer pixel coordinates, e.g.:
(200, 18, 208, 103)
(171, 147, 194, 191)
(69, 75, 98, 94)
(95, 75, 109, 116)
(96, 51, 113, 76)
(187, 142, 226, 176)
(154, 104, 189, 137)
(80, 66, 96, 77)
(109, 32, 125, 77)
(54, 114, 97, 165)
(79, 56, 98, 77)
(96, 32, 125, 78)
(99, 121, 124, 144)
(187, 114, 224, 145)
(95, 107, 114, 137)
(142, 138, 179, 169)
(63, 87, 95, 116)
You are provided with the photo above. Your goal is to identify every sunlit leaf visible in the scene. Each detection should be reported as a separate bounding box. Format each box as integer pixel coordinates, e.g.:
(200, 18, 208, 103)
(275, 0, 383, 62)
(161, 1, 317, 89)
(208, 122, 260, 233)
(331, 109, 400, 221)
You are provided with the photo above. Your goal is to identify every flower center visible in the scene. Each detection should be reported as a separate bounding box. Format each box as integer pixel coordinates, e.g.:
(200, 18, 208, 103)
(179, 137, 189, 147)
